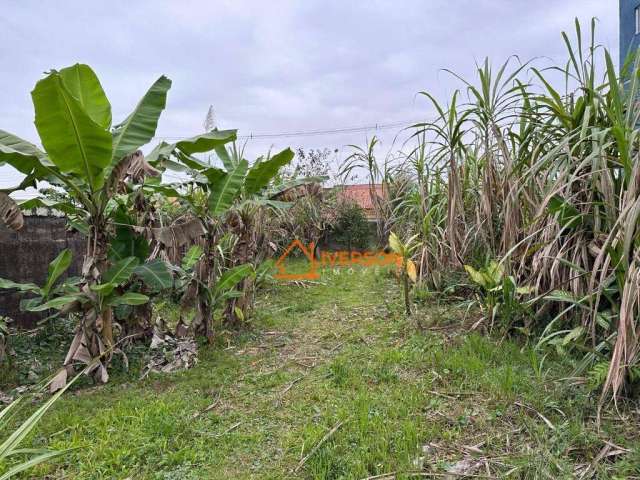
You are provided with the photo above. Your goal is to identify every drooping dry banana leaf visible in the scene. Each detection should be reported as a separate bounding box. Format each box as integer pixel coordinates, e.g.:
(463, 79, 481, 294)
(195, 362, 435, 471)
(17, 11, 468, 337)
(127, 150, 161, 183)
(134, 217, 206, 249)
(0, 192, 23, 231)
(107, 150, 161, 193)
(273, 182, 323, 202)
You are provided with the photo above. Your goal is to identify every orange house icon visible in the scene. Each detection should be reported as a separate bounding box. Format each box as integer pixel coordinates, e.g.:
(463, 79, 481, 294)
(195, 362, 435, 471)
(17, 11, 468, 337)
(274, 239, 320, 280)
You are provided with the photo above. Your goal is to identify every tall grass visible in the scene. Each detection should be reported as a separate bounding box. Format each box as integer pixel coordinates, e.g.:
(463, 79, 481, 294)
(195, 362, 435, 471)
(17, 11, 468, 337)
(353, 19, 640, 406)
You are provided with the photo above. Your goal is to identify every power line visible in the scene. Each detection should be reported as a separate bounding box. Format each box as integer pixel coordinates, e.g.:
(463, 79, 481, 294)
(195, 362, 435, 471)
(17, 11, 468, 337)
(155, 118, 426, 141)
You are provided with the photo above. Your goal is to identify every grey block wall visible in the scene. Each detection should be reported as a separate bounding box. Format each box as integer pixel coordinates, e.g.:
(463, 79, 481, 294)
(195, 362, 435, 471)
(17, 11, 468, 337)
(0, 216, 84, 327)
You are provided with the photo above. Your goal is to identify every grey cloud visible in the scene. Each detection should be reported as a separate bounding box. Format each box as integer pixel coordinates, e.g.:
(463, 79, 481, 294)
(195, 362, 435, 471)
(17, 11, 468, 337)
(0, 0, 619, 190)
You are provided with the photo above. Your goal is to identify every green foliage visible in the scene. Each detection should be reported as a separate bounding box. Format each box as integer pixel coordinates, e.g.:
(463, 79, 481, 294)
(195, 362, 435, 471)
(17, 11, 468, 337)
(0, 374, 78, 478)
(0, 249, 75, 310)
(208, 160, 249, 215)
(8, 265, 639, 479)
(388, 231, 419, 316)
(181, 246, 204, 271)
(464, 260, 533, 331)
(134, 260, 173, 292)
(332, 201, 371, 250)
(244, 148, 294, 195)
(31, 67, 113, 190)
(111, 76, 171, 163)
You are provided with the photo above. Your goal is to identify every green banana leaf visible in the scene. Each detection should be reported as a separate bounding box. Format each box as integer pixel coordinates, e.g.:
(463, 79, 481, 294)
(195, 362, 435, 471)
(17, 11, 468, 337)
(0, 130, 46, 176)
(111, 76, 171, 163)
(107, 292, 149, 306)
(59, 64, 112, 130)
(31, 72, 112, 190)
(208, 159, 248, 215)
(175, 129, 237, 155)
(245, 148, 294, 195)
(133, 260, 173, 291)
(102, 257, 139, 285)
(42, 249, 72, 297)
(214, 264, 255, 294)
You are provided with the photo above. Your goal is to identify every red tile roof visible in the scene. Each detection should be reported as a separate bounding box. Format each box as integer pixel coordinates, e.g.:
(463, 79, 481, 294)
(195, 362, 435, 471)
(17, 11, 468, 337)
(335, 184, 385, 219)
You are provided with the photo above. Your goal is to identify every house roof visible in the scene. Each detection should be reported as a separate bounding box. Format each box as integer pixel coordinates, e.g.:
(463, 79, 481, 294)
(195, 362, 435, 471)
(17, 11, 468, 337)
(335, 184, 385, 212)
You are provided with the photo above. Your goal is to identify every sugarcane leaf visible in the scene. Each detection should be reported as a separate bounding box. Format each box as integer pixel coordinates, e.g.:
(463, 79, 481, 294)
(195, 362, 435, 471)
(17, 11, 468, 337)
(561, 325, 585, 346)
(0, 367, 79, 460)
(0, 449, 67, 480)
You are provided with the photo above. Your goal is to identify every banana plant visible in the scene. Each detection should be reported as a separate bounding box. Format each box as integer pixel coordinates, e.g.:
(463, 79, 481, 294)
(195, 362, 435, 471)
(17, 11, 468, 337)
(148, 142, 296, 339)
(0, 63, 237, 385)
(0, 249, 154, 385)
(170, 244, 256, 336)
(388, 231, 420, 316)
(215, 146, 297, 326)
(176, 245, 259, 313)
(464, 260, 533, 332)
(0, 249, 76, 314)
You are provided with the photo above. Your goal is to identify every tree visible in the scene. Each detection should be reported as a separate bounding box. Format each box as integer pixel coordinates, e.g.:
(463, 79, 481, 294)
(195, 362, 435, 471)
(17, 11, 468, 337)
(286, 148, 335, 180)
(148, 141, 296, 338)
(332, 200, 371, 251)
(0, 64, 238, 386)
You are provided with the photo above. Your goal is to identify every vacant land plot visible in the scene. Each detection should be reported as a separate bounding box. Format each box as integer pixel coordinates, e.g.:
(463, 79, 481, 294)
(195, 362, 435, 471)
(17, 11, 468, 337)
(7, 264, 637, 479)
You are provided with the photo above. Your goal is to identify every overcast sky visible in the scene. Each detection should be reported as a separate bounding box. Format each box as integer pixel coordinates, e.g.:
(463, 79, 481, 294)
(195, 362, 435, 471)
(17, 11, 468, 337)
(0, 0, 618, 192)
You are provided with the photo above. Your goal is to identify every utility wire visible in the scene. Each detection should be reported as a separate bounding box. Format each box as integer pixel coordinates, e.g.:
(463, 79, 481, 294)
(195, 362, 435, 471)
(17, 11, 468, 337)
(155, 118, 426, 141)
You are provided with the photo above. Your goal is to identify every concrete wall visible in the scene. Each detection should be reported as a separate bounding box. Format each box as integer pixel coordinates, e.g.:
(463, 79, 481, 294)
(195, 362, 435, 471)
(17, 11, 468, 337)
(621, 0, 640, 67)
(0, 216, 84, 326)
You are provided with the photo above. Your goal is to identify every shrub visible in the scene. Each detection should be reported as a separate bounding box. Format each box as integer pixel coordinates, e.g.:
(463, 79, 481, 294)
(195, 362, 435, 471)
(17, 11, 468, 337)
(331, 201, 371, 250)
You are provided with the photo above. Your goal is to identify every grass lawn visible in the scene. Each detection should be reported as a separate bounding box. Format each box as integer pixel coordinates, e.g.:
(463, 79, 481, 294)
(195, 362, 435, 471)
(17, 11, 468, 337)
(5, 263, 640, 479)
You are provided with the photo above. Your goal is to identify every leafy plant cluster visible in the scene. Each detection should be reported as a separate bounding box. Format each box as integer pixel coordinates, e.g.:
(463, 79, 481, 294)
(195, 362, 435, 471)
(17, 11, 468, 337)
(330, 200, 372, 250)
(0, 64, 301, 389)
(347, 19, 640, 405)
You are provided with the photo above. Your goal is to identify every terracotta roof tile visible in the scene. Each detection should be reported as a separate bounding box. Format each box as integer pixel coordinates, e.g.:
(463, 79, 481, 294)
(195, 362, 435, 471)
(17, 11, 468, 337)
(336, 184, 385, 216)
